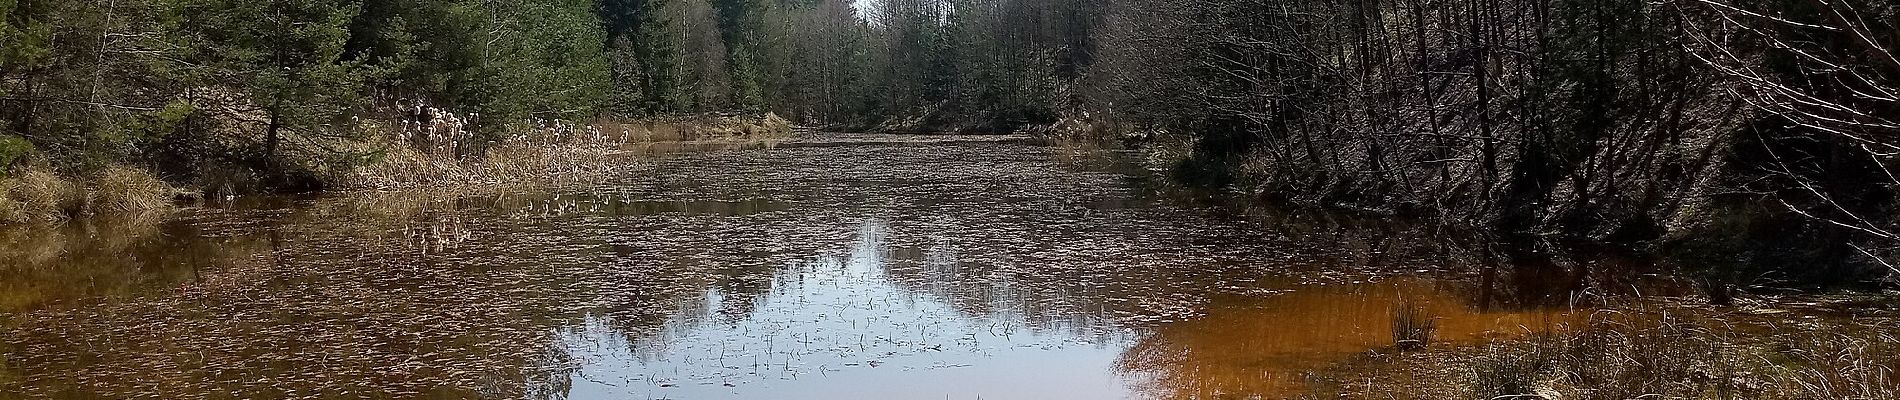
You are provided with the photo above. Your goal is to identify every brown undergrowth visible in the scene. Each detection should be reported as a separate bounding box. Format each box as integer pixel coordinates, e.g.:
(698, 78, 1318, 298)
(329, 113, 792, 190)
(0, 166, 173, 224)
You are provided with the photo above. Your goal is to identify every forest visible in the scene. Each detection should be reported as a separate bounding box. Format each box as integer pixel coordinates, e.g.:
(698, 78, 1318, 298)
(2, 0, 1898, 285)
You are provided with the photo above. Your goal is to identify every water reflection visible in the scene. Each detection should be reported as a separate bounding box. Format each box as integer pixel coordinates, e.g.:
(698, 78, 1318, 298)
(1116, 279, 1575, 399)
(562, 221, 1130, 399)
(0, 136, 1638, 399)
(0, 212, 266, 313)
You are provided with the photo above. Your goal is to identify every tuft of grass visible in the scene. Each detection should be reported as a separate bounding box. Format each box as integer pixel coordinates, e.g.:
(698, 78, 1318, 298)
(0, 166, 175, 225)
(1392, 298, 1438, 351)
(1471, 341, 1554, 400)
(1, 169, 81, 223)
(88, 166, 172, 212)
(1550, 311, 1718, 399)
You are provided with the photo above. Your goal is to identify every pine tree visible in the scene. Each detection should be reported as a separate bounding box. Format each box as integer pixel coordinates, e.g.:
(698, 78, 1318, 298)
(163, 0, 369, 169)
(0, 0, 51, 71)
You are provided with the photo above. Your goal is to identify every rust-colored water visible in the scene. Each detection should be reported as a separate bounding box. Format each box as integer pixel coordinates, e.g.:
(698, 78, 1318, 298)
(1, 135, 1602, 399)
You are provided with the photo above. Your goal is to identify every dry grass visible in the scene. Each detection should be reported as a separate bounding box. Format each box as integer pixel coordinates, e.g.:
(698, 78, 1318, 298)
(1, 169, 82, 223)
(1549, 311, 1723, 399)
(1392, 298, 1439, 351)
(1456, 311, 1737, 399)
(1471, 341, 1554, 399)
(0, 166, 174, 225)
(88, 166, 172, 212)
(332, 113, 792, 190)
(1307, 306, 1900, 400)
(1771, 327, 1900, 399)
(334, 130, 623, 190)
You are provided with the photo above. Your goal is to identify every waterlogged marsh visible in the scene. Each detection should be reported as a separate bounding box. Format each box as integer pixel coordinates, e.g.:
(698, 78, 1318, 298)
(4, 135, 1626, 399)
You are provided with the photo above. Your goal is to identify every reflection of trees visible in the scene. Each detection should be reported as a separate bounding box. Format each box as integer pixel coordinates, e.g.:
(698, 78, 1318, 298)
(1, 191, 615, 399)
(0, 142, 1703, 399)
(1114, 280, 1575, 400)
(0, 212, 266, 313)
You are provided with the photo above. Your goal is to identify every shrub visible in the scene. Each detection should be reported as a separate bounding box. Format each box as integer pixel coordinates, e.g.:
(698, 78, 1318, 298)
(0, 135, 33, 175)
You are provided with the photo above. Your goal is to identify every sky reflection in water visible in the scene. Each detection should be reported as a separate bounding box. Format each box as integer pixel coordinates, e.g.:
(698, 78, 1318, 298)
(0, 137, 1591, 399)
(561, 221, 1132, 399)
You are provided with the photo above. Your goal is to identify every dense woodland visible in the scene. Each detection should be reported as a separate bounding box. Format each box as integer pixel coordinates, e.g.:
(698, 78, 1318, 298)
(2, 0, 1898, 283)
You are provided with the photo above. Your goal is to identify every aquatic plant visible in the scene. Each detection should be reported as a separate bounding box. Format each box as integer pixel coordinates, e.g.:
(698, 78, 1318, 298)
(1391, 298, 1437, 351)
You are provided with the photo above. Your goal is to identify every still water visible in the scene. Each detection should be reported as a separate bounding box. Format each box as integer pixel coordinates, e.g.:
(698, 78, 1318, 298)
(1, 135, 1591, 399)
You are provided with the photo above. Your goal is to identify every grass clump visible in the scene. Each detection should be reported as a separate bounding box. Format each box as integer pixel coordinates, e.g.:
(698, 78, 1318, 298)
(1430, 310, 1896, 400)
(88, 166, 172, 212)
(1552, 312, 1718, 399)
(1471, 342, 1554, 399)
(0, 166, 174, 224)
(1392, 298, 1438, 351)
(0, 169, 82, 223)
(1465, 311, 1732, 399)
(1772, 328, 1900, 400)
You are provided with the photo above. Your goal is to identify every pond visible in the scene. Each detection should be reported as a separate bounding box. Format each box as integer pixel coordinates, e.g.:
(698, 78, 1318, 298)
(0, 135, 1634, 399)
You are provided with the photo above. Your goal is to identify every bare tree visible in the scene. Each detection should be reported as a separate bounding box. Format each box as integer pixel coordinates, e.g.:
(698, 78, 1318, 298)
(1681, 0, 1900, 274)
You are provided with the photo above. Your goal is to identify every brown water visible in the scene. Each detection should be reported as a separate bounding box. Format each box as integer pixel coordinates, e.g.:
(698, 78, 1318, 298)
(1, 135, 1617, 399)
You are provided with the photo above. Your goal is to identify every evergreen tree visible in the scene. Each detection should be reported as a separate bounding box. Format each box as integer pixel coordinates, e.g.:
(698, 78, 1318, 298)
(162, 0, 369, 170)
(460, 0, 609, 130)
(0, 0, 51, 71)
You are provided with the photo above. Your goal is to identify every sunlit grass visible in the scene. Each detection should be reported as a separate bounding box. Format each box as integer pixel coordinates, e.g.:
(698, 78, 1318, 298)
(332, 112, 793, 190)
(0, 166, 173, 224)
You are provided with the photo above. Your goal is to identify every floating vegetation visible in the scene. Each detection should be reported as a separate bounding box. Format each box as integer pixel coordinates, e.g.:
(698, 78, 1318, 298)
(0, 136, 1857, 400)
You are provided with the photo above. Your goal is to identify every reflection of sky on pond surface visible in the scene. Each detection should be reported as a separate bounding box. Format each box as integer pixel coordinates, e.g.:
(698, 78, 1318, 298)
(562, 221, 1132, 399)
(0, 136, 1620, 400)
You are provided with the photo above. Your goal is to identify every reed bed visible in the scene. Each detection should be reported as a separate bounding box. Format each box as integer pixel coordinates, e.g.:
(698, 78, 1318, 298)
(332, 110, 791, 190)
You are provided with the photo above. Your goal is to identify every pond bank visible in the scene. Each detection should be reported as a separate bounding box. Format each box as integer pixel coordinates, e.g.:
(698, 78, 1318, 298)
(0, 114, 794, 226)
